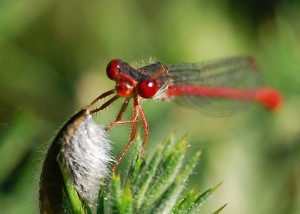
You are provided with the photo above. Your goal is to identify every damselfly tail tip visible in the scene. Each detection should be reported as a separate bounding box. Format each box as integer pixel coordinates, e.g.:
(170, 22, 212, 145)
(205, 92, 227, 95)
(254, 88, 282, 111)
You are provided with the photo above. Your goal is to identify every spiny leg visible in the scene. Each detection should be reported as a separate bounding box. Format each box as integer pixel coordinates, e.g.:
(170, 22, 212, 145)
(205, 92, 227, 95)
(138, 102, 149, 156)
(111, 96, 140, 172)
(88, 89, 115, 107)
(105, 97, 131, 131)
(88, 91, 147, 172)
(90, 95, 119, 114)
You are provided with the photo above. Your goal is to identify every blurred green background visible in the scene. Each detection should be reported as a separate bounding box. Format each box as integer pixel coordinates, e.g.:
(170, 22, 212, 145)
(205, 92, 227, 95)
(1, 0, 300, 213)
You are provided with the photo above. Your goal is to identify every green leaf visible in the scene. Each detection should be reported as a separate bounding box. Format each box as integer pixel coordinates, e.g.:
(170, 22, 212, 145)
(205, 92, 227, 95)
(97, 135, 222, 214)
(121, 181, 133, 213)
(97, 188, 105, 214)
(185, 182, 223, 214)
(110, 174, 123, 214)
(59, 161, 87, 214)
(213, 204, 227, 214)
(139, 136, 186, 209)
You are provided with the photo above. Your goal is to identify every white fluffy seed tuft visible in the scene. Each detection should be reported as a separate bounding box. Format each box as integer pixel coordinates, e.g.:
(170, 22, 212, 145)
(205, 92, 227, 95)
(58, 113, 114, 208)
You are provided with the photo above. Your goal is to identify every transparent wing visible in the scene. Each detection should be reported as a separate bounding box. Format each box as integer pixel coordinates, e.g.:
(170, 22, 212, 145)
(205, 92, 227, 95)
(166, 56, 262, 116)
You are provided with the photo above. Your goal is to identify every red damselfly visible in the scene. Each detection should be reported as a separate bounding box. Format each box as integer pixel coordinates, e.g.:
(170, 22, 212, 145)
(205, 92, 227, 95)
(87, 57, 282, 172)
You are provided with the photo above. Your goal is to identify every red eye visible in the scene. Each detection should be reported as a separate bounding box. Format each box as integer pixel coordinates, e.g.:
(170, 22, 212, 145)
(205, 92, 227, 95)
(106, 59, 122, 80)
(137, 79, 159, 98)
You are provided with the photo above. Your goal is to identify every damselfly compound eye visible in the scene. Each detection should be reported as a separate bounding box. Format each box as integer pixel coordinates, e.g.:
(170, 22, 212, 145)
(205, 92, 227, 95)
(106, 59, 122, 80)
(137, 79, 159, 98)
